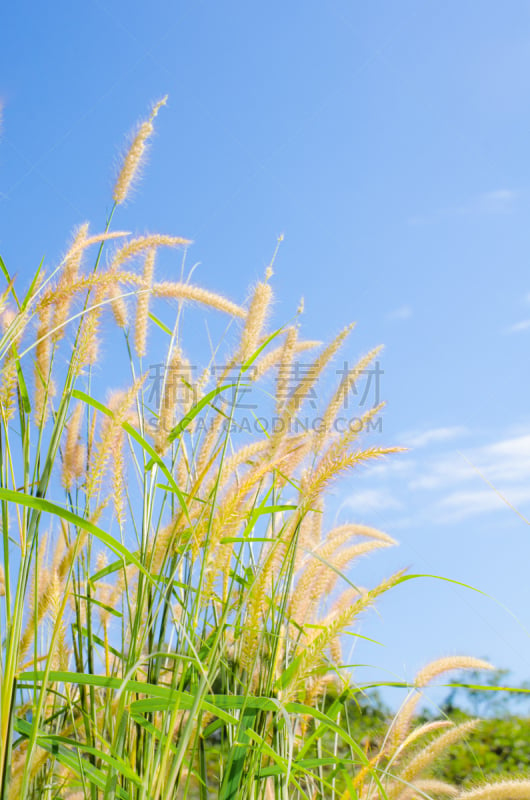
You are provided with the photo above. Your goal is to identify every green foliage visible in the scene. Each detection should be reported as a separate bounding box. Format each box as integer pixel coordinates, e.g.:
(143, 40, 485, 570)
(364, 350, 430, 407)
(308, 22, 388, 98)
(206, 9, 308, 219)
(424, 669, 530, 788)
(433, 715, 530, 787)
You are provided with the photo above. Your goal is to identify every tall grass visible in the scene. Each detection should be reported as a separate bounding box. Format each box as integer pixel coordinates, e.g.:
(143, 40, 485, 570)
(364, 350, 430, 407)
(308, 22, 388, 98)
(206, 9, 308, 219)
(0, 98, 529, 800)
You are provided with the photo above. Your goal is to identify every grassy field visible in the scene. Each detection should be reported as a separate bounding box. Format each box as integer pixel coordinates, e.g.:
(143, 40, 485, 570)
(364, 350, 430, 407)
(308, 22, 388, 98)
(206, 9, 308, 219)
(0, 98, 529, 800)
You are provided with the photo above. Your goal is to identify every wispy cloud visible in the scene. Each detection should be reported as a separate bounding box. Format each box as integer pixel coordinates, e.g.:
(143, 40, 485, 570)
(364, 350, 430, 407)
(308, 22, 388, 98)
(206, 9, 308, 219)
(362, 459, 416, 479)
(339, 489, 403, 516)
(408, 434, 530, 491)
(408, 189, 518, 225)
(506, 319, 530, 334)
(469, 189, 517, 214)
(434, 486, 530, 524)
(400, 426, 468, 449)
(387, 305, 412, 322)
(350, 428, 530, 525)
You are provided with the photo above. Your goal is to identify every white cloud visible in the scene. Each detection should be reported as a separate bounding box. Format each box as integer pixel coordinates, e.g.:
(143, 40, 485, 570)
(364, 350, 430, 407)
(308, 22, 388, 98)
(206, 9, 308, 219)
(472, 189, 517, 213)
(506, 319, 530, 334)
(474, 434, 530, 483)
(408, 460, 471, 491)
(434, 486, 530, 523)
(400, 426, 468, 449)
(340, 489, 403, 515)
(362, 459, 416, 479)
(353, 428, 530, 525)
(408, 433, 530, 492)
(387, 306, 412, 322)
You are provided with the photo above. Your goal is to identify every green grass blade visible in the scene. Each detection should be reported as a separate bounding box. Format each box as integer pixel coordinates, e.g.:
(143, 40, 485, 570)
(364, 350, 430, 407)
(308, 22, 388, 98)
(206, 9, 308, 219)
(0, 490, 155, 585)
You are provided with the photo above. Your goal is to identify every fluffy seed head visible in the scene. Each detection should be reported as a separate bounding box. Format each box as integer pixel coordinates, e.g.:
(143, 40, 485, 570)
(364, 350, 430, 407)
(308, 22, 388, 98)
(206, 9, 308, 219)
(155, 345, 191, 454)
(62, 403, 85, 491)
(134, 247, 155, 357)
(314, 344, 383, 453)
(276, 326, 297, 414)
(397, 719, 479, 785)
(457, 780, 530, 799)
(414, 656, 494, 688)
(0, 351, 17, 422)
(239, 280, 273, 361)
(52, 222, 89, 341)
(153, 281, 245, 318)
(113, 96, 167, 205)
(389, 657, 494, 753)
(34, 299, 56, 426)
(400, 779, 459, 798)
(74, 286, 106, 372)
(108, 285, 129, 329)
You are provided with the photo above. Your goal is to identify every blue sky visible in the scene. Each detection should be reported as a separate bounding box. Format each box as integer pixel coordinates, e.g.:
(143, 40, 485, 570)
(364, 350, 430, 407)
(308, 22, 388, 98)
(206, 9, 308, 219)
(2, 1, 530, 708)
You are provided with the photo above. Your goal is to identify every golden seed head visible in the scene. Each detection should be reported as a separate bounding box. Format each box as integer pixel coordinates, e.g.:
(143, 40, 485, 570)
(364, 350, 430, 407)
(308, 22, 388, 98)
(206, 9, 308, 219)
(34, 301, 56, 426)
(59, 229, 131, 264)
(400, 778, 459, 798)
(1, 307, 17, 332)
(113, 96, 168, 205)
(252, 336, 320, 382)
(457, 780, 530, 800)
(276, 325, 297, 414)
(398, 719, 479, 785)
(389, 656, 493, 754)
(414, 656, 494, 688)
(268, 322, 355, 458)
(110, 234, 191, 271)
(395, 720, 455, 762)
(0, 351, 17, 422)
(86, 375, 146, 500)
(96, 552, 108, 572)
(314, 344, 383, 453)
(152, 281, 245, 317)
(134, 247, 156, 357)
(239, 280, 273, 361)
(62, 403, 85, 491)
(112, 428, 126, 526)
(155, 345, 191, 454)
(74, 288, 105, 372)
(52, 222, 90, 341)
(108, 284, 129, 328)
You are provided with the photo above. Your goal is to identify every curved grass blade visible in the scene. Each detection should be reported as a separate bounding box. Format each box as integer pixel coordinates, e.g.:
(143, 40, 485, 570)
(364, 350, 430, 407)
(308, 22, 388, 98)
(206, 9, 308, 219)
(0, 490, 155, 585)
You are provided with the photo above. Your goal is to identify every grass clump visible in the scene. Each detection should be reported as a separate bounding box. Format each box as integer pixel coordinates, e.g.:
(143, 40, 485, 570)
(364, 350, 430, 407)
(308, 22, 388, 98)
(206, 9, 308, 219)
(0, 98, 529, 800)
